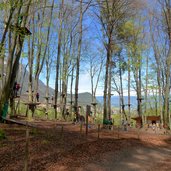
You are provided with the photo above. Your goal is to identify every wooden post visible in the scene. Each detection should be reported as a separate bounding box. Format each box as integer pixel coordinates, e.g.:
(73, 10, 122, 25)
(113, 122, 115, 138)
(169, 112, 171, 130)
(80, 122, 82, 134)
(86, 105, 91, 136)
(98, 124, 100, 139)
(25, 105, 29, 117)
(117, 125, 120, 139)
(31, 104, 35, 118)
(137, 127, 140, 139)
(61, 125, 64, 150)
(24, 122, 29, 171)
(61, 125, 63, 139)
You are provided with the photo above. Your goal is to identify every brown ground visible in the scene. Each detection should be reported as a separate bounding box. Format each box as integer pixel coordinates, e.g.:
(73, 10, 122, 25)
(0, 119, 171, 171)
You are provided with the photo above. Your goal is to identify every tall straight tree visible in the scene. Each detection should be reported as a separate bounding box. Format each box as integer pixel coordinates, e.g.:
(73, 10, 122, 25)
(96, 0, 131, 121)
(60, 2, 79, 119)
(74, 0, 83, 119)
(34, 0, 55, 102)
(33, 0, 46, 102)
(118, 51, 127, 120)
(159, 0, 171, 128)
(85, 46, 104, 117)
(149, 16, 164, 126)
(54, 0, 64, 119)
(0, 1, 16, 55)
(0, 0, 32, 117)
(28, 6, 35, 103)
(0, 1, 17, 92)
(129, 23, 144, 118)
(44, 0, 55, 110)
(118, 17, 145, 118)
(112, 48, 127, 120)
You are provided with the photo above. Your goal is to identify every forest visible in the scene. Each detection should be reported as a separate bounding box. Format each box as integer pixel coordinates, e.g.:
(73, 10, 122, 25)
(0, 0, 171, 128)
(1, 0, 171, 171)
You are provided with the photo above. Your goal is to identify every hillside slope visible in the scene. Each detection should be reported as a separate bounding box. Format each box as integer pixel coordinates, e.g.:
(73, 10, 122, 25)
(17, 65, 94, 105)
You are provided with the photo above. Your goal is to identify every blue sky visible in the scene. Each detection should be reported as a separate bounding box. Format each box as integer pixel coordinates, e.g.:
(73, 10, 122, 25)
(20, 0, 158, 97)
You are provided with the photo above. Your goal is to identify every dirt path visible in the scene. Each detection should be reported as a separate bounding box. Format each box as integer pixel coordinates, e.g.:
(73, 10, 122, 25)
(84, 146, 171, 171)
(48, 142, 171, 171)
(1, 121, 171, 171)
(46, 127, 171, 171)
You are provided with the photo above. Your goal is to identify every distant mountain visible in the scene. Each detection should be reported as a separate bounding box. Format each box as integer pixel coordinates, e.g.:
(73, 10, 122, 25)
(17, 65, 54, 102)
(70, 92, 94, 106)
(17, 65, 95, 105)
(96, 96, 159, 109)
(96, 96, 138, 109)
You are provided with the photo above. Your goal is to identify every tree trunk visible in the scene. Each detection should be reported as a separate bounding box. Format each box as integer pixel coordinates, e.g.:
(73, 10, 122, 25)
(107, 54, 112, 119)
(74, 0, 83, 119)
(31, 1, 51, 104)
(128, 55, 131, 123)
(0, 3, 16, 55)
(150, 23, 164, 126)
(164, 48, 171, 128)
(90, 64, 94, 103)
(0, 0, 31, 117)
(0, 9, 9, 93)
(119, 54, 127, 121)
(103, 40, 111, 121)
(45, 48, 51, 112)
(54, 0, 64, 119)
(145, 54, 148, 115)
(33, 1, 47, 102)
(61, 51, 69, 119)
(28, 14, 35, 103)
(70, 64, 75, 116)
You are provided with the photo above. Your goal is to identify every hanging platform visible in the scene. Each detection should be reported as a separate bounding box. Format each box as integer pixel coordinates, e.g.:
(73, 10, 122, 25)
(23, 102, 40, 117)
(60, 93, 66, 97)
(72, 105, 81, 109)
(91, 102, 97, 106)
(24, 102, 40, 106)
(13, 96, 20, 98)
(44, 96, 50, 100)
(1, 116, 36, 128)
(137, 98, 144, 102)
(53, 104, 61, 109)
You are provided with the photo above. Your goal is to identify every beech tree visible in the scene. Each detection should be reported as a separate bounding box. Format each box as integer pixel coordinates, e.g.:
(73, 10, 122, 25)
(158, 0, 171, 128)
(96, 0, 133, 121)
(54, 0, 64, 119)
(0, 0, 32, 117)
(74, 0, 92, 119)
(111, 44, 128, 121)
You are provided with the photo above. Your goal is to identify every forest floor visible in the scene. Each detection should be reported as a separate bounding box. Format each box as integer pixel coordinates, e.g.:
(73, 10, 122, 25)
(0, 119, 171, 171)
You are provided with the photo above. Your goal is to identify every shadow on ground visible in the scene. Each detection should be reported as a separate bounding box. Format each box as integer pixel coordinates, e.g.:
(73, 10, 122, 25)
(0, 122, 171, 171)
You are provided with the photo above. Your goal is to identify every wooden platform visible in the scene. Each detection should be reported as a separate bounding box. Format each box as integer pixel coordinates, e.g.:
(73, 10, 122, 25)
(44, 97, 50, 100)
(91, 103, 97, 106)
(13, 96, 20, 98)
(24, 102, 41, 116)
(1, 117, 36, 128)
(10, 115, 26, 119)
(53, 104, 61, 108)
(24, 102, 40, 105)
